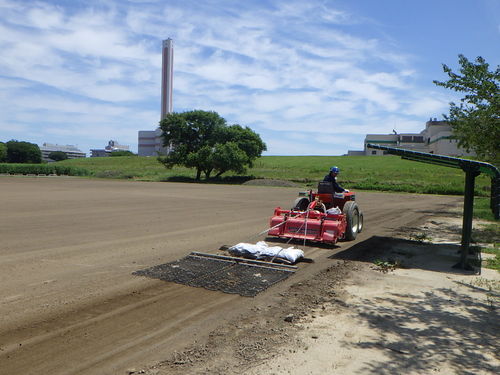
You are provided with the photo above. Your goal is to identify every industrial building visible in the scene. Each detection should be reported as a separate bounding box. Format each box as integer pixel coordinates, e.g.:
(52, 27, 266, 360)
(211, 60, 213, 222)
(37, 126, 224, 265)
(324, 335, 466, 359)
(39, 143, 86, 161)
(348, 119, 474, 157)
(90, 140, 130, 157)
(138, 38, 174, 156)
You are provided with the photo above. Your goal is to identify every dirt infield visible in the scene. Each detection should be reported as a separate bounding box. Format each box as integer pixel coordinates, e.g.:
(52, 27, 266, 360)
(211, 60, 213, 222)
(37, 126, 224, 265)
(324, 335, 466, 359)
(0, 176, 464, 375)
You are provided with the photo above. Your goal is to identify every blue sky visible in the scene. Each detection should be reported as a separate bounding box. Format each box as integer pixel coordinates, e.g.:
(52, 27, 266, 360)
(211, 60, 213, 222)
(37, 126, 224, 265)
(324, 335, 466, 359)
(0, 0, 499, 156)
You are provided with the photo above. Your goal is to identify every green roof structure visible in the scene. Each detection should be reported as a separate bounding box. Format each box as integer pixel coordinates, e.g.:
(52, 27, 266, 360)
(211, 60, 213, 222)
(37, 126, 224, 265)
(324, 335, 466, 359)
(367, 143, 499, 270)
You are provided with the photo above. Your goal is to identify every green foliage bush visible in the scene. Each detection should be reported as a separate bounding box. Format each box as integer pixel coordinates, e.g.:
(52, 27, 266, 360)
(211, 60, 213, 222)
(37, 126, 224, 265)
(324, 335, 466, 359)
(6, 140, 42, 163)
(0, 163, 90, 176)
(48, 151, 68, 161)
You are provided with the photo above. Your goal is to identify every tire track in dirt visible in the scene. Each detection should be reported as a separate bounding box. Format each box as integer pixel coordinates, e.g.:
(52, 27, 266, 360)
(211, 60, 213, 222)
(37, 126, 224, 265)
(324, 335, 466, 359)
(0, 177, 462, 375)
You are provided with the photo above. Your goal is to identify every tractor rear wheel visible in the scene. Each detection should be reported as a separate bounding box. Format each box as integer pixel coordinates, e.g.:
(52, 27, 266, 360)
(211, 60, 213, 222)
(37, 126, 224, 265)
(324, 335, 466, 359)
(358, 211, 364, 233)
(343, 201, 360, 240)
(292, 197, 310, 211)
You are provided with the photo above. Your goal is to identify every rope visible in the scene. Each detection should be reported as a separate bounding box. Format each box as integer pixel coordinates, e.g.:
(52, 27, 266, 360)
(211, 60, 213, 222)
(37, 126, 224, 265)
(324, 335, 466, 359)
(245, 210, 304, 241)
(227, 200, 324, 263)
(270, 205, 313, 262)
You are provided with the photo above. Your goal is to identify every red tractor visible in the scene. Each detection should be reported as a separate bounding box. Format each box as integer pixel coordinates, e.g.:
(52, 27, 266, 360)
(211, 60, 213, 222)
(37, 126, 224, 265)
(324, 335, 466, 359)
(268, 181, 363, 245)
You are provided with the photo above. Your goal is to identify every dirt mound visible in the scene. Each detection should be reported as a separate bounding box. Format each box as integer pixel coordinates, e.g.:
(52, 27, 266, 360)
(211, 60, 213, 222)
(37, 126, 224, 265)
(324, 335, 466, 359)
(243, 179, 300, 187)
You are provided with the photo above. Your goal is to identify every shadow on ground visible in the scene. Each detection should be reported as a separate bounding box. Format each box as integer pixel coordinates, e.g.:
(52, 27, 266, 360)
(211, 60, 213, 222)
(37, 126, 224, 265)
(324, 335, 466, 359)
(347, 285, 498, 374)
(161, 175, 256, 184)
(330, 236, 498, 374)
(330, 235, 482, 275)
(265, 235, 341, 251)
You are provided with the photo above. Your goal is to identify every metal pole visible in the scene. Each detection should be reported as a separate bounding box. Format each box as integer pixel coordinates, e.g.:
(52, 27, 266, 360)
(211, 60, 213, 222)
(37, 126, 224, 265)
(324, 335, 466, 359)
(492, 177, 500, 219)
(455, 168, 479, 270)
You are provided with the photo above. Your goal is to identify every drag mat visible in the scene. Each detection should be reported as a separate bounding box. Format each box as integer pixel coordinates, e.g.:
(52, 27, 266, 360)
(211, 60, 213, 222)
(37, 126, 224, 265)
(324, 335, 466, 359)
(133, 253, 296, 297)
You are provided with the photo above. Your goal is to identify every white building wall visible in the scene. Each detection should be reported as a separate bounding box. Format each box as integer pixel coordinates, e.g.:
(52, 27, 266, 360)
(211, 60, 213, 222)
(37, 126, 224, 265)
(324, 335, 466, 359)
(138, 129, 170, 156)
(364, 134, 398, 155)
(425, 120, 450, 138)
(428, 130, 474, 157)
(396, 133, 427, 153)
(105, 140, 129, 152)
(40, 143, 86, 161)
(138, 130, 159, 157)
(363, 119, 475, 157)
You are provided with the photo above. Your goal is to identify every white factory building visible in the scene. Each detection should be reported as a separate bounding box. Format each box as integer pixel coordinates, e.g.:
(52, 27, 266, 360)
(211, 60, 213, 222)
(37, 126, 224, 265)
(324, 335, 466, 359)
(138, 128, 167, 157)
(348, 118, 474, 157)
(90, 140, 130, 157)
(138, 38, 174, 156)
(39, 143, 86, 161)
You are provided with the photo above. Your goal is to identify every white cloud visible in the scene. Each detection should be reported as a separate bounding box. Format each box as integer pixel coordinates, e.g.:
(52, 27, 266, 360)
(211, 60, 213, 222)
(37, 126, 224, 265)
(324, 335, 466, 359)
(0, 0, 468, 155)
(265, 137, 348, 156)
(365, 72, 408, 89)
(402, 96, 449, 117)
(26, 4, 64, 30)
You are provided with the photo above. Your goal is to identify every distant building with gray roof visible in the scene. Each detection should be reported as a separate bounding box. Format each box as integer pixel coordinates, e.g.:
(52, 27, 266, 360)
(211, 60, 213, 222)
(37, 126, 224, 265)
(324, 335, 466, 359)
(39, 143, 86, 161)
(348, 118, 475, 157)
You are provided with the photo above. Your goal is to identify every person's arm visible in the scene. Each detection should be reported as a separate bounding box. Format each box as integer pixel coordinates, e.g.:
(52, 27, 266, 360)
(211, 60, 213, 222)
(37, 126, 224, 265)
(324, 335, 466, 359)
(332, 180, 345, 193)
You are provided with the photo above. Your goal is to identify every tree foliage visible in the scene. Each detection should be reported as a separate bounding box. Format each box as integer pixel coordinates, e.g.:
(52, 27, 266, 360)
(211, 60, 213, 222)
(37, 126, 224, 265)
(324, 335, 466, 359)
(48, 151, 68, 161)
(0, 142, 6, 163)
(6, 140, 42, 164)
(433, 55, 499, 164)
(158, 110, 266, 179)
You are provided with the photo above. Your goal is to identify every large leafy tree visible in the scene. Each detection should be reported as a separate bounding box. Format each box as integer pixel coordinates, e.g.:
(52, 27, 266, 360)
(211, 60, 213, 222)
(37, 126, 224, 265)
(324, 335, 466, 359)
(158, 110, 266, 180)
(433, 55, 499, 164)
(6, 140, 42, 163)
(0, 142, 6, 162)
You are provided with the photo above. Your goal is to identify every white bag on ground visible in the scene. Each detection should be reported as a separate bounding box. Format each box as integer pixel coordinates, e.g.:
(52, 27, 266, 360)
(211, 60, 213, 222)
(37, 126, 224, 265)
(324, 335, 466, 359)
(228, 241, 304, 263)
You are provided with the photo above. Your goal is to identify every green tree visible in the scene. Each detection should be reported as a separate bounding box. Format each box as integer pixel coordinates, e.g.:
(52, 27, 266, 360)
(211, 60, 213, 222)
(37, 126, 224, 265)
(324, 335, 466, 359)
(48, 151, 68, 161)
(0, 142, 7, 162)
(433, 55, 499, 164)
(6, 140, 42, 163)
(212, 125, 267, 177)
(158, 110, 266, 180)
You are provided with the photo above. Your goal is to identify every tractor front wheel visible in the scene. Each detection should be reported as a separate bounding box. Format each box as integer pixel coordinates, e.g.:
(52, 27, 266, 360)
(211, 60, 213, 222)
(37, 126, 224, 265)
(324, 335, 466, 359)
(343, 201, 360, 240)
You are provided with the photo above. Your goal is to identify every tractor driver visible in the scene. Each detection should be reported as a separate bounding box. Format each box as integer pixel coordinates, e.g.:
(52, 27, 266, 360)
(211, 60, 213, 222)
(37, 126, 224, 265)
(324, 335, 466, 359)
(323, 166, 349, 193)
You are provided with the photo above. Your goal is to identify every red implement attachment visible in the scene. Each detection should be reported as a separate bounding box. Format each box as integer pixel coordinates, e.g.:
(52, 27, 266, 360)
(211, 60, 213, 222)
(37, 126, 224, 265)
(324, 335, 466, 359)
(268, 188, 363, 245)
(268, 201, 347, 245)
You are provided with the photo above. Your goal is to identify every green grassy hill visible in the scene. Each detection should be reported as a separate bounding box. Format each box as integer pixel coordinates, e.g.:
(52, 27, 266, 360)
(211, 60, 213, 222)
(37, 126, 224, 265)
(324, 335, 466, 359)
(2, 154, 496, 222)
(56, 155, 492, 197)
(18, 155, 496, 265)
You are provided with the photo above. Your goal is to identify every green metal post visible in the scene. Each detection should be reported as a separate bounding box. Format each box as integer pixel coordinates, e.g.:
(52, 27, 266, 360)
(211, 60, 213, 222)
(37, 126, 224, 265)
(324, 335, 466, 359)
(366, 143, 500, 268)
(455, 168, 479, 270)
(492, 177, 500, 219)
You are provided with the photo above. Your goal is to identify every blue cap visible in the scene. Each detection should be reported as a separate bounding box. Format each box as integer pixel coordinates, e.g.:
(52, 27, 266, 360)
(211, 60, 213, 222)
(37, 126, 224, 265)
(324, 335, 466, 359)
(330, 166, 340, 174)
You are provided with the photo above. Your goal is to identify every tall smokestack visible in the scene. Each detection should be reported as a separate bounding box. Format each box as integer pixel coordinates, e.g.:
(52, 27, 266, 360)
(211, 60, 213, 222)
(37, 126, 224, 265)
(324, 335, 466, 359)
(161, 38, 174, 120)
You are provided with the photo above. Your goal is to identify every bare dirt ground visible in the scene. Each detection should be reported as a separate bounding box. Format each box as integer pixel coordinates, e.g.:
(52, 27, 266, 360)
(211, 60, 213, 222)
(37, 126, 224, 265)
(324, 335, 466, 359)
(0, 176, 497, 375)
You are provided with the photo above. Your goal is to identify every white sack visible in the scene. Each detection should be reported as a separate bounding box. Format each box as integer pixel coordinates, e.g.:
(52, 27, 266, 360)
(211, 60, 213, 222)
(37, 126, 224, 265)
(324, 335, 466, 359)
(228, 241, 304, 263)
(326, 206, 341, 214)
